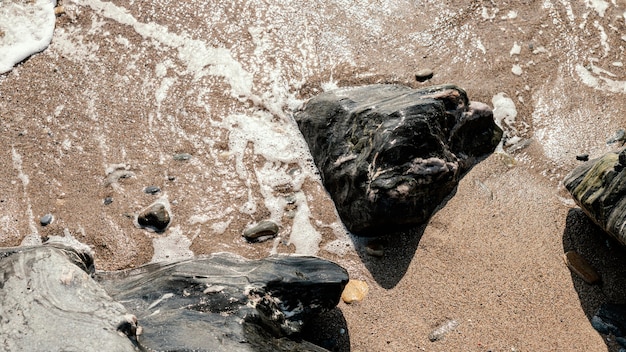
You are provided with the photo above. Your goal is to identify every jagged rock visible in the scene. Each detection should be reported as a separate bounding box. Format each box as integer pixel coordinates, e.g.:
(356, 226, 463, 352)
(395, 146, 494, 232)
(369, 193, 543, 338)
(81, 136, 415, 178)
(295, 84, 502, 235)
(0, 244, 348, 351)
(564, 148, 626, 247)
(96, 253, 348, 351)
(137, 202, 171, 232)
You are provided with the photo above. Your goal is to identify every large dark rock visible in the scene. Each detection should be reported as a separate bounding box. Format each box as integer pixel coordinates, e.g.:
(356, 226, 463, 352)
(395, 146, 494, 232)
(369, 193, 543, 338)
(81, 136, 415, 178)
(564, 147, 626, 247)
(96, 253, 349, 351)
(295, 84, 502, 235)
(0, 243, 348, 351)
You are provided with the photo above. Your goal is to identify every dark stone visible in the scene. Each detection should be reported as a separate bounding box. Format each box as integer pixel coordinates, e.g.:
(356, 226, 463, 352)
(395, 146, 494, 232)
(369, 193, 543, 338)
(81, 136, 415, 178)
(564, 147, 626, 247)
(576, 154, 589, 161)
(104, 197, 113, 205)
(40, 213, 53, 226)
(295, 84, 502, 235)
(0, 244, 347, 351)
(591, 303, 626, 348)
(144, 186, 161, 195)
(96, 253, 348, 351)
(137, 203, 171, 232)
(243, 220, 279, 242)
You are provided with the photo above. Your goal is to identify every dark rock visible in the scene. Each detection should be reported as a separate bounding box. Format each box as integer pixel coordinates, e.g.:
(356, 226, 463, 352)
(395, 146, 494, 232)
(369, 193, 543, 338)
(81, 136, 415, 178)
(0, 244, 348, 351)
(104, 197, 113, 205)
(576, 154, 589, 161)
(564, 148, 626, 247)
(415, 69, 434, 82)
(592, 303, 626, 348)
(295, 84, 502, 235)
(40, 213, 53, 226)
(137, 202, 171, 232)
(96, 252, 348, 351)
(243, 220, 279, 242)
(144, 186, 161, 195)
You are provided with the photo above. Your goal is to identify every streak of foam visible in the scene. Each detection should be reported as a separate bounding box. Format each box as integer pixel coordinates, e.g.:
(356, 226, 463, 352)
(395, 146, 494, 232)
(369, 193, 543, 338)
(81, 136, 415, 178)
(70, 0, 254, 100)
(11, 147, 40, 245)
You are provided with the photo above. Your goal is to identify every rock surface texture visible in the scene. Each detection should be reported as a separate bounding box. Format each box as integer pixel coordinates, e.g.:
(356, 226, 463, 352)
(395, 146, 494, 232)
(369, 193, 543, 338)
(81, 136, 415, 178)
(296, 84, 502, 235)
(0, 244, 348, 351)
(564, 147, 626, 247)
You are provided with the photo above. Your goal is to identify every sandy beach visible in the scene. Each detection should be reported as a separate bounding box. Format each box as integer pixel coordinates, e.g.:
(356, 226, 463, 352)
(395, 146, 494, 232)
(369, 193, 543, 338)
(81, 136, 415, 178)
(2, 0, 626, 350)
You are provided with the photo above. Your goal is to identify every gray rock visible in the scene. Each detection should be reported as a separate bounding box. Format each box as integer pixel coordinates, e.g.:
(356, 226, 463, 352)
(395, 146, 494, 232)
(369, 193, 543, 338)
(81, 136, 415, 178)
(564, 148, 626, 247)
(173, 153, 192, 161)
(137, 202, 171, 232)
(295, 84, 502, 235)
(243, 220, 280, 242)
(0, 245, 137, 352)
(40, 213, 53, 226)
(144, 185, 161, 195)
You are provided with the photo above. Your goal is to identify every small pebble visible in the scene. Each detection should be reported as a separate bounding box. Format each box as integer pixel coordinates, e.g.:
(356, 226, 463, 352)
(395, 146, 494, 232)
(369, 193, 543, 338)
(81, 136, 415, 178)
(40, 213, 54, 226)
(563, 250, 601, 284)
(341, 279, 368, 304)
(144, 186, 161, 195)
(429, 319, 459, 342)
(243, 220, 279, 242)
(137, 203, 171, 232)
(576, 154, 589, 161)
(365, 240, 385, 257)
(104, 197, 113, 205)
(173, 153, 192, 161)
(415, 69, 434, 82)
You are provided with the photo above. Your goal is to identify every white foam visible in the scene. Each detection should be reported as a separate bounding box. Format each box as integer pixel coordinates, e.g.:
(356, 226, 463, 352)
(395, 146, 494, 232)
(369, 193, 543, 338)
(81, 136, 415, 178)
(289, 192, 321, 255)
(150, 225, 194, 263)
(492, 93, 517, 128)
(576, 63, 626, 93)
(71, 0, 254, 100)
(584, 0, 609, 17)
(510, 42, 521, 56)
(0, 0, 57, 74)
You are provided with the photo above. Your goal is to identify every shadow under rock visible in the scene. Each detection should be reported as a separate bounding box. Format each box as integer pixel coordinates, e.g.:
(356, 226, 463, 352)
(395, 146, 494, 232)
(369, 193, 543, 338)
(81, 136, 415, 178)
(563, 208, 626, 352)
(349, 176, 462, 289)
(242, 308, 350, 352)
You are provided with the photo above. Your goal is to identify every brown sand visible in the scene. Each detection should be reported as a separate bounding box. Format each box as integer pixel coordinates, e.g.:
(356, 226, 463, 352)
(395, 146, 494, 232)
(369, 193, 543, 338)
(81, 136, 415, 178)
(2, 0, 626, 351)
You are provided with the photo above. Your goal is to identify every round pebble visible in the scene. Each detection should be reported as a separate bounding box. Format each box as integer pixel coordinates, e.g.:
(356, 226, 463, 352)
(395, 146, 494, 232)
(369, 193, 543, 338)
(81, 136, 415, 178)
(243, 220, 279, 242)
(40, 213, 54, 226)
(415, 69, 434, 82)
